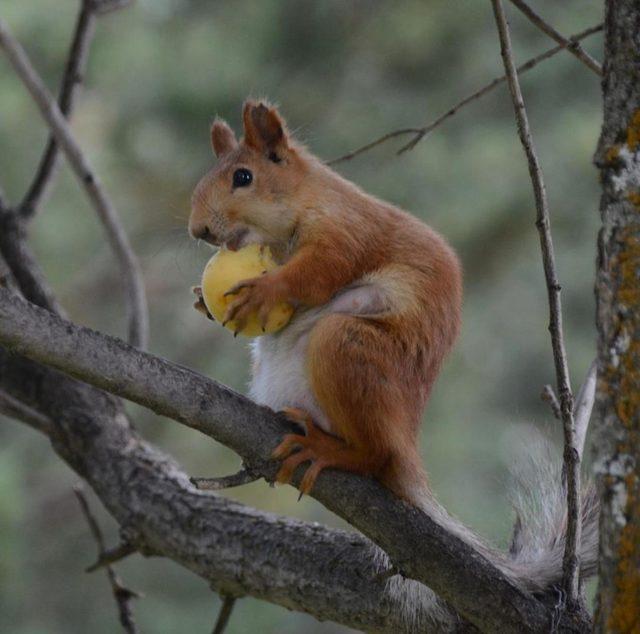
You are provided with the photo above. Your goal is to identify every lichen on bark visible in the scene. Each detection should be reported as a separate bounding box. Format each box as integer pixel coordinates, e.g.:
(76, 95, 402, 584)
(594, 2, 640, 631)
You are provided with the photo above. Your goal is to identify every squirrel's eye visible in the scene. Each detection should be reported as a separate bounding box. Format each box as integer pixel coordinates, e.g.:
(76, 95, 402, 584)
(232, 168, 253, 188)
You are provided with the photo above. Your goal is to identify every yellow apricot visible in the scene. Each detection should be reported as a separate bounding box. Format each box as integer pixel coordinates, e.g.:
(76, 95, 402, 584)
(201, 244, 293, 337)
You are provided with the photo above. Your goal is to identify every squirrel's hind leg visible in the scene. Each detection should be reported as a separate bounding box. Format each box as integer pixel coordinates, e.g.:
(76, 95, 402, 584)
(272, 408, 385, 494)
(271, 314, 419, 495)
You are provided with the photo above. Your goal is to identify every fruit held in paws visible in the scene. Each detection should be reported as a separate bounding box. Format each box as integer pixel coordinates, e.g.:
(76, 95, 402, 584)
(200, 244, 293, 336)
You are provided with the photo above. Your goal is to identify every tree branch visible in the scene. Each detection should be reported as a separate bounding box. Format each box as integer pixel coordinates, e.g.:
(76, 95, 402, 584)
(73, 486, 140, 634)
(0, 19, 148, 349)
(328, 23, 602, 164)
(0, 288, 590, 633)
(191, 467, 260, 491)
(20, 0, 98, 220)
(0, 206, 65, 314)
(212, 596, 236, 634)
(0, 387, 53, 435)
(491, 0, 582, 610)
(541, 384, 561, 420)
(508, 0, 602, 76)
(0, 329, 461, 633)
(573, 361, 596, 461)
(86, 541, 137, 573)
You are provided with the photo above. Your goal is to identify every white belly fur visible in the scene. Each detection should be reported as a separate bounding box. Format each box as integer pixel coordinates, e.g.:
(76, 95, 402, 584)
(249, 279, 389, 434)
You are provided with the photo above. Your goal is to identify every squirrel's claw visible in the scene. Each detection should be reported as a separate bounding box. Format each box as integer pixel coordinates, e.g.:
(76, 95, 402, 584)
(192, 286, 213, 320)
(223, 279, 255, 298)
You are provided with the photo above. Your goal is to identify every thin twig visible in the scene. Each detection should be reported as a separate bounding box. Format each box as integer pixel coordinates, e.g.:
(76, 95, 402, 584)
(212, 596, 236, 634)
(86, 541, 137, 573)
(191, 467, 259, 491)
(73, 486, 140, 634)
(0, 388, 53, 435)
(0, 19, 148, 348)
(328, 23, 602, 164)
(491, 0, 581, 608)
(20, 0, 97, 220)
(508, 0, 602, 76)
(541, 384, 562, 420)
(326, 128, 423, 164)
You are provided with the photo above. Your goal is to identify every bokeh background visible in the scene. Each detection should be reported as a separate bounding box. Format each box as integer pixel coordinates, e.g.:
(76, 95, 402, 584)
(0, 1, 603, 632)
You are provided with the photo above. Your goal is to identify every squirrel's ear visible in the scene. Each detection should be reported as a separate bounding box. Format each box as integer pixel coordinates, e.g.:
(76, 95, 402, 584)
(210, 119, 238, 157)
(242, 101, 289, 160)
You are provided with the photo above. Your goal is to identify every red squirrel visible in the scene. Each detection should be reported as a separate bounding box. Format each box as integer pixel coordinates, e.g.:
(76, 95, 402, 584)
(190, 100, 461, 503)
(190, 100, 598, 595)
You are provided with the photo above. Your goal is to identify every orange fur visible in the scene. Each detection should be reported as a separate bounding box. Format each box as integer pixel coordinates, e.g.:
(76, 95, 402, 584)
(189, 100, 462, 502)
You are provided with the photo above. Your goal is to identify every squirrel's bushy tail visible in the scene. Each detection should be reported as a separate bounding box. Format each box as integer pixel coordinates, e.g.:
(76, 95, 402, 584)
(379, 428, 599, 615)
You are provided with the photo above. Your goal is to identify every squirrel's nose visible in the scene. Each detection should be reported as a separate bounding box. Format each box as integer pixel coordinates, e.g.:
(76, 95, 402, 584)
(189, 222, 220, 246)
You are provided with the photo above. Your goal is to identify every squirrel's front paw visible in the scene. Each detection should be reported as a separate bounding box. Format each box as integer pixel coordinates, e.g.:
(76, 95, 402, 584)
(223, 273, 285, 334)
(192, 286, 213, 321)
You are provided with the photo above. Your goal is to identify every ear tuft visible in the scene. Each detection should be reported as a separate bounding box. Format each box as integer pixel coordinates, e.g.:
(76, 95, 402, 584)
(210, 118, 238, 157)
(242, 100, 289, 156)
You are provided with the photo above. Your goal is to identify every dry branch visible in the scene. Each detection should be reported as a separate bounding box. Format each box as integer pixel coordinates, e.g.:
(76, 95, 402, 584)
(191, 467, 259, 491)
(212, 596, 236, 634)
(0, 387, 53, 435)
(74, 486, 140, 634)
(573, 361, 596, 461)
(20, 0, 97, 219)
(86, 541, 138, 573)
(541, 384, 562, 420)
(491, 0, 582, 609)
(0, 287, 591, 633)
(0, 18, 148, 349)
(0, 208, 65, 314)
(0, 321, 460, 632)
(508, 0, 602, 76)
(328, 23, 602, 164)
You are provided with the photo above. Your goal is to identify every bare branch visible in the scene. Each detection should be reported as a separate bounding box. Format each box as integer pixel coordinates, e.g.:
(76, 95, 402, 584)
(0, 289, 592, 633)
(573, 361, 596, 461)
(326, 128, 422, 165)
(212, 596, 236, 634)
(73, 486, 140, 634)
(191, 467, 259, 491)
(0, 387, 53, 435)
(86, 541, 137, 573)
(20, 0, 98, 220)
(541, 384, 561, 420)
(491, 0, 581, 609)
(0, 339, 462, 632)
(0, 209, 65, 314)
(508, 0, 602, 76)
(328, 23, 602, 164)
(0, 18, 148, 348)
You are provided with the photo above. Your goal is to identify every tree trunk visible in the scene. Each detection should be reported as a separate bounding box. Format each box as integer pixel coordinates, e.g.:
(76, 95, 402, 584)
(594, 1, 640, 631)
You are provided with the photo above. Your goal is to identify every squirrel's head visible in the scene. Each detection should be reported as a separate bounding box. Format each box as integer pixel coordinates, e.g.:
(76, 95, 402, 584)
(189, 100, 307, 252)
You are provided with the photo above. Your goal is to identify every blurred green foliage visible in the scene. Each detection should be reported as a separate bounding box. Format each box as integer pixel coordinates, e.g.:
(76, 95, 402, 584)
(0, 1, 603, 632)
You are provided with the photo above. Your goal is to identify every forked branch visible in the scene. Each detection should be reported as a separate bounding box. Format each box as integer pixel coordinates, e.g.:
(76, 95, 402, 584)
(73, 486, 140, 634)
(0, 18, 148, 349)
(328, 23, 602, 164)
(508, 0, 602, 76)
(20, 0, 97, 219)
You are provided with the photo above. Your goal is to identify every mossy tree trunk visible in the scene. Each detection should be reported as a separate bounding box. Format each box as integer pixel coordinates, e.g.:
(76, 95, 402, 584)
(593, 1, 640, 630)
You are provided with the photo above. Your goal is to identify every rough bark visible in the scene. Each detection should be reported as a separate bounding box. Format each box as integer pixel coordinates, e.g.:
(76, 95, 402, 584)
(0, 324, 457, 633)
(593, 1, 640, 631)
(0, 288, 591, 633)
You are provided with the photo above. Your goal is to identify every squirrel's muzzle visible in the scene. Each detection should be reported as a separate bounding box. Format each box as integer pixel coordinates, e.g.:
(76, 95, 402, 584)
(189, 221, 220, 246)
